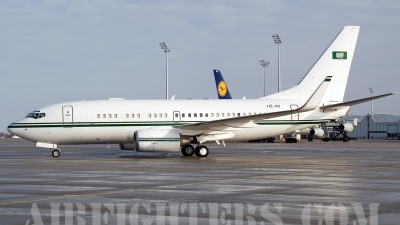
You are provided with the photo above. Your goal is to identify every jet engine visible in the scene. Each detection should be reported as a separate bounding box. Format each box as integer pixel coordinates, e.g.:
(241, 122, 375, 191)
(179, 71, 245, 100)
(298, 128, 324, 137)
(339, 123, 354, 133)
(310, 128, 324, 137)
(133, 129, 191, 152)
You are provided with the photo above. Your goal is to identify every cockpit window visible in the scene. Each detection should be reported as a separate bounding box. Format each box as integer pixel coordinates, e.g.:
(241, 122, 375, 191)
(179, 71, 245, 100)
(26, 112, 46, 119)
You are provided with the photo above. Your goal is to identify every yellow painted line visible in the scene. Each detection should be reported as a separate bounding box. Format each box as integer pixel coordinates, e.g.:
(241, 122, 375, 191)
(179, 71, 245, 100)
(0, 196, 71, 206)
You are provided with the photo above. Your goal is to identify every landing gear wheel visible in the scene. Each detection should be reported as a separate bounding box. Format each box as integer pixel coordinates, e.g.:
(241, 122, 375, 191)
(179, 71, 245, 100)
(181, 145, 195, 156)
(52, 149, 60, 157)
(195, 145, 209, 157)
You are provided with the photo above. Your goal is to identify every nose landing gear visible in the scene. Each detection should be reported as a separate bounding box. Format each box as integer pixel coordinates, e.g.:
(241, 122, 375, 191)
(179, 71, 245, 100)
(52, 149, 61, 157)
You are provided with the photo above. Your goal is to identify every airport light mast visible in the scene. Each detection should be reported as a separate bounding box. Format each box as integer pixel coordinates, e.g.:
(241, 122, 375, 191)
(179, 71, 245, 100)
(259, 59, 270, 96)
(369, 88, 374, 115)
(159, 42, 170, 99)
(272, 34, 282, 92)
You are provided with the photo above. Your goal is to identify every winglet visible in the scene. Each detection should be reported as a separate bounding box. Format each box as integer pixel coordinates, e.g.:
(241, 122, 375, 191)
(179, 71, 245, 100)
(299, 76, 332, 111)
(213, 69, 232, 99)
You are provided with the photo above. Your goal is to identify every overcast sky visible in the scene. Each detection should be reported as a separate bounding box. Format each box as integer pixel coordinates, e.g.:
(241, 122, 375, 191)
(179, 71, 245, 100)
(1, 0, 400, 132)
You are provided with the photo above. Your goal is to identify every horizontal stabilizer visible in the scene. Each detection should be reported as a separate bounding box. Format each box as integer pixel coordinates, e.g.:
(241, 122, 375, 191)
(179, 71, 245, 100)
(320, 92, 398, 110)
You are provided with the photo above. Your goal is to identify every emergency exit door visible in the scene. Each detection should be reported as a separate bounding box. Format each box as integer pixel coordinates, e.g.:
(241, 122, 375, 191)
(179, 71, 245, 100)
(173, 111, 181, 122)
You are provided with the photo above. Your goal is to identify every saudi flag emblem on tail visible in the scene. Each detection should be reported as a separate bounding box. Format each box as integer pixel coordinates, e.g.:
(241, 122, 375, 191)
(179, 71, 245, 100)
(332, 51, 347, 59)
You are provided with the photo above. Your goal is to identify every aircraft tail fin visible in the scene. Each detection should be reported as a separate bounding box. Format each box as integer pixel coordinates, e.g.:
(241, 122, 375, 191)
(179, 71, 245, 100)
(213, 69, 232, 99)
(260, 26, 360, 105)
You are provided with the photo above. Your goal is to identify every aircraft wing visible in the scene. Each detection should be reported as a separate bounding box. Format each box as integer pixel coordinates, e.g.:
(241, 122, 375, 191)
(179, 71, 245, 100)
(320, 92, 398, 110)
(177, 76, 332, 130)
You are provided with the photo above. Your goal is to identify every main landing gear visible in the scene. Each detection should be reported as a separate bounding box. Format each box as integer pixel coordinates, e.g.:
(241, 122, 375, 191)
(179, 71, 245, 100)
(181, 145, 209, 157)
(52, 149, 61, 157)
(181, 145, 195, 156)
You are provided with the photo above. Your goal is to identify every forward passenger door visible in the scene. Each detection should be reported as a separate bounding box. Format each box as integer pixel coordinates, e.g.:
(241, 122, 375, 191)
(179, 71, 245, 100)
(62, 105, 73, 128)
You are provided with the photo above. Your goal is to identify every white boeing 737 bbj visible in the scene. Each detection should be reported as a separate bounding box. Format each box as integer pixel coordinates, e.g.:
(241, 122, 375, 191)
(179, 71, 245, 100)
(7, 26, 397, 157)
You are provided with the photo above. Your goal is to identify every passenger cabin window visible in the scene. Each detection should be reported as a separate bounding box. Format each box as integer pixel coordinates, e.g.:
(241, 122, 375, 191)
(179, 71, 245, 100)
(200, 113, 203, 117)
(154, 113, 157, 118)
(148, 113, 151, 118)
(114, 114, 117, 118)
(132, 114, 135, 118)
(205, 113, 208, 117)
(227, 113, 230, 117)
(194, 113, 197, 117)
(164, 113, 167, 118)
(159, 113, 162, 118)
(182, 113, 185, 117)
(211, 113, 214, 117)
(216, 113, 219, 117)
(175, 113, 178, 118)
(237, 113, 240, 117)
(137, 114, 140, 118)
(103, 114, 106, 118)
(221, 113, 224, 117)
(97, 114, 100, 118)
(108, 114, 112, 118)
(126, 114, 129, 118)
(25, 112, 46, 119)
(188, 113, 192, 118)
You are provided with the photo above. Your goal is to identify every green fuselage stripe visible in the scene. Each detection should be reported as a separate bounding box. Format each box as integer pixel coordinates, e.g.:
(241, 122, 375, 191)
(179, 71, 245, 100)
(139, 138, 180, 142)
(8, 120, 327, 129)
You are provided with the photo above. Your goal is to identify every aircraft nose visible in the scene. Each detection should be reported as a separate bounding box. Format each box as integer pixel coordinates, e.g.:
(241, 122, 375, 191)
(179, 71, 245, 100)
(7, 123, 16, 135)
(7, 123, 22, 138)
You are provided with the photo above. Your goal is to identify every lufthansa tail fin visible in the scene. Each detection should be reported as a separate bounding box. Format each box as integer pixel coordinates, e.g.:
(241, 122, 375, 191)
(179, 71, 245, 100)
(213, 69, 232, 99)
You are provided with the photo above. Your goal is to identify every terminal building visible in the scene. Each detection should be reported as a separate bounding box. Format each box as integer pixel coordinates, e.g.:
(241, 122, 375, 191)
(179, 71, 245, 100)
(341, 114, 400, 140)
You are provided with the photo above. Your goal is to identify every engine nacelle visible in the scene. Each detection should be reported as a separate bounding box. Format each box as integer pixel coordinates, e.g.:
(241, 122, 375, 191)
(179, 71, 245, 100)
(298, 128, 324, 137)
(310, 128, 324, 137)
(134, 129, 182, 152)
(119, 143, 136, 150)
(339, 123, 354, 133)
